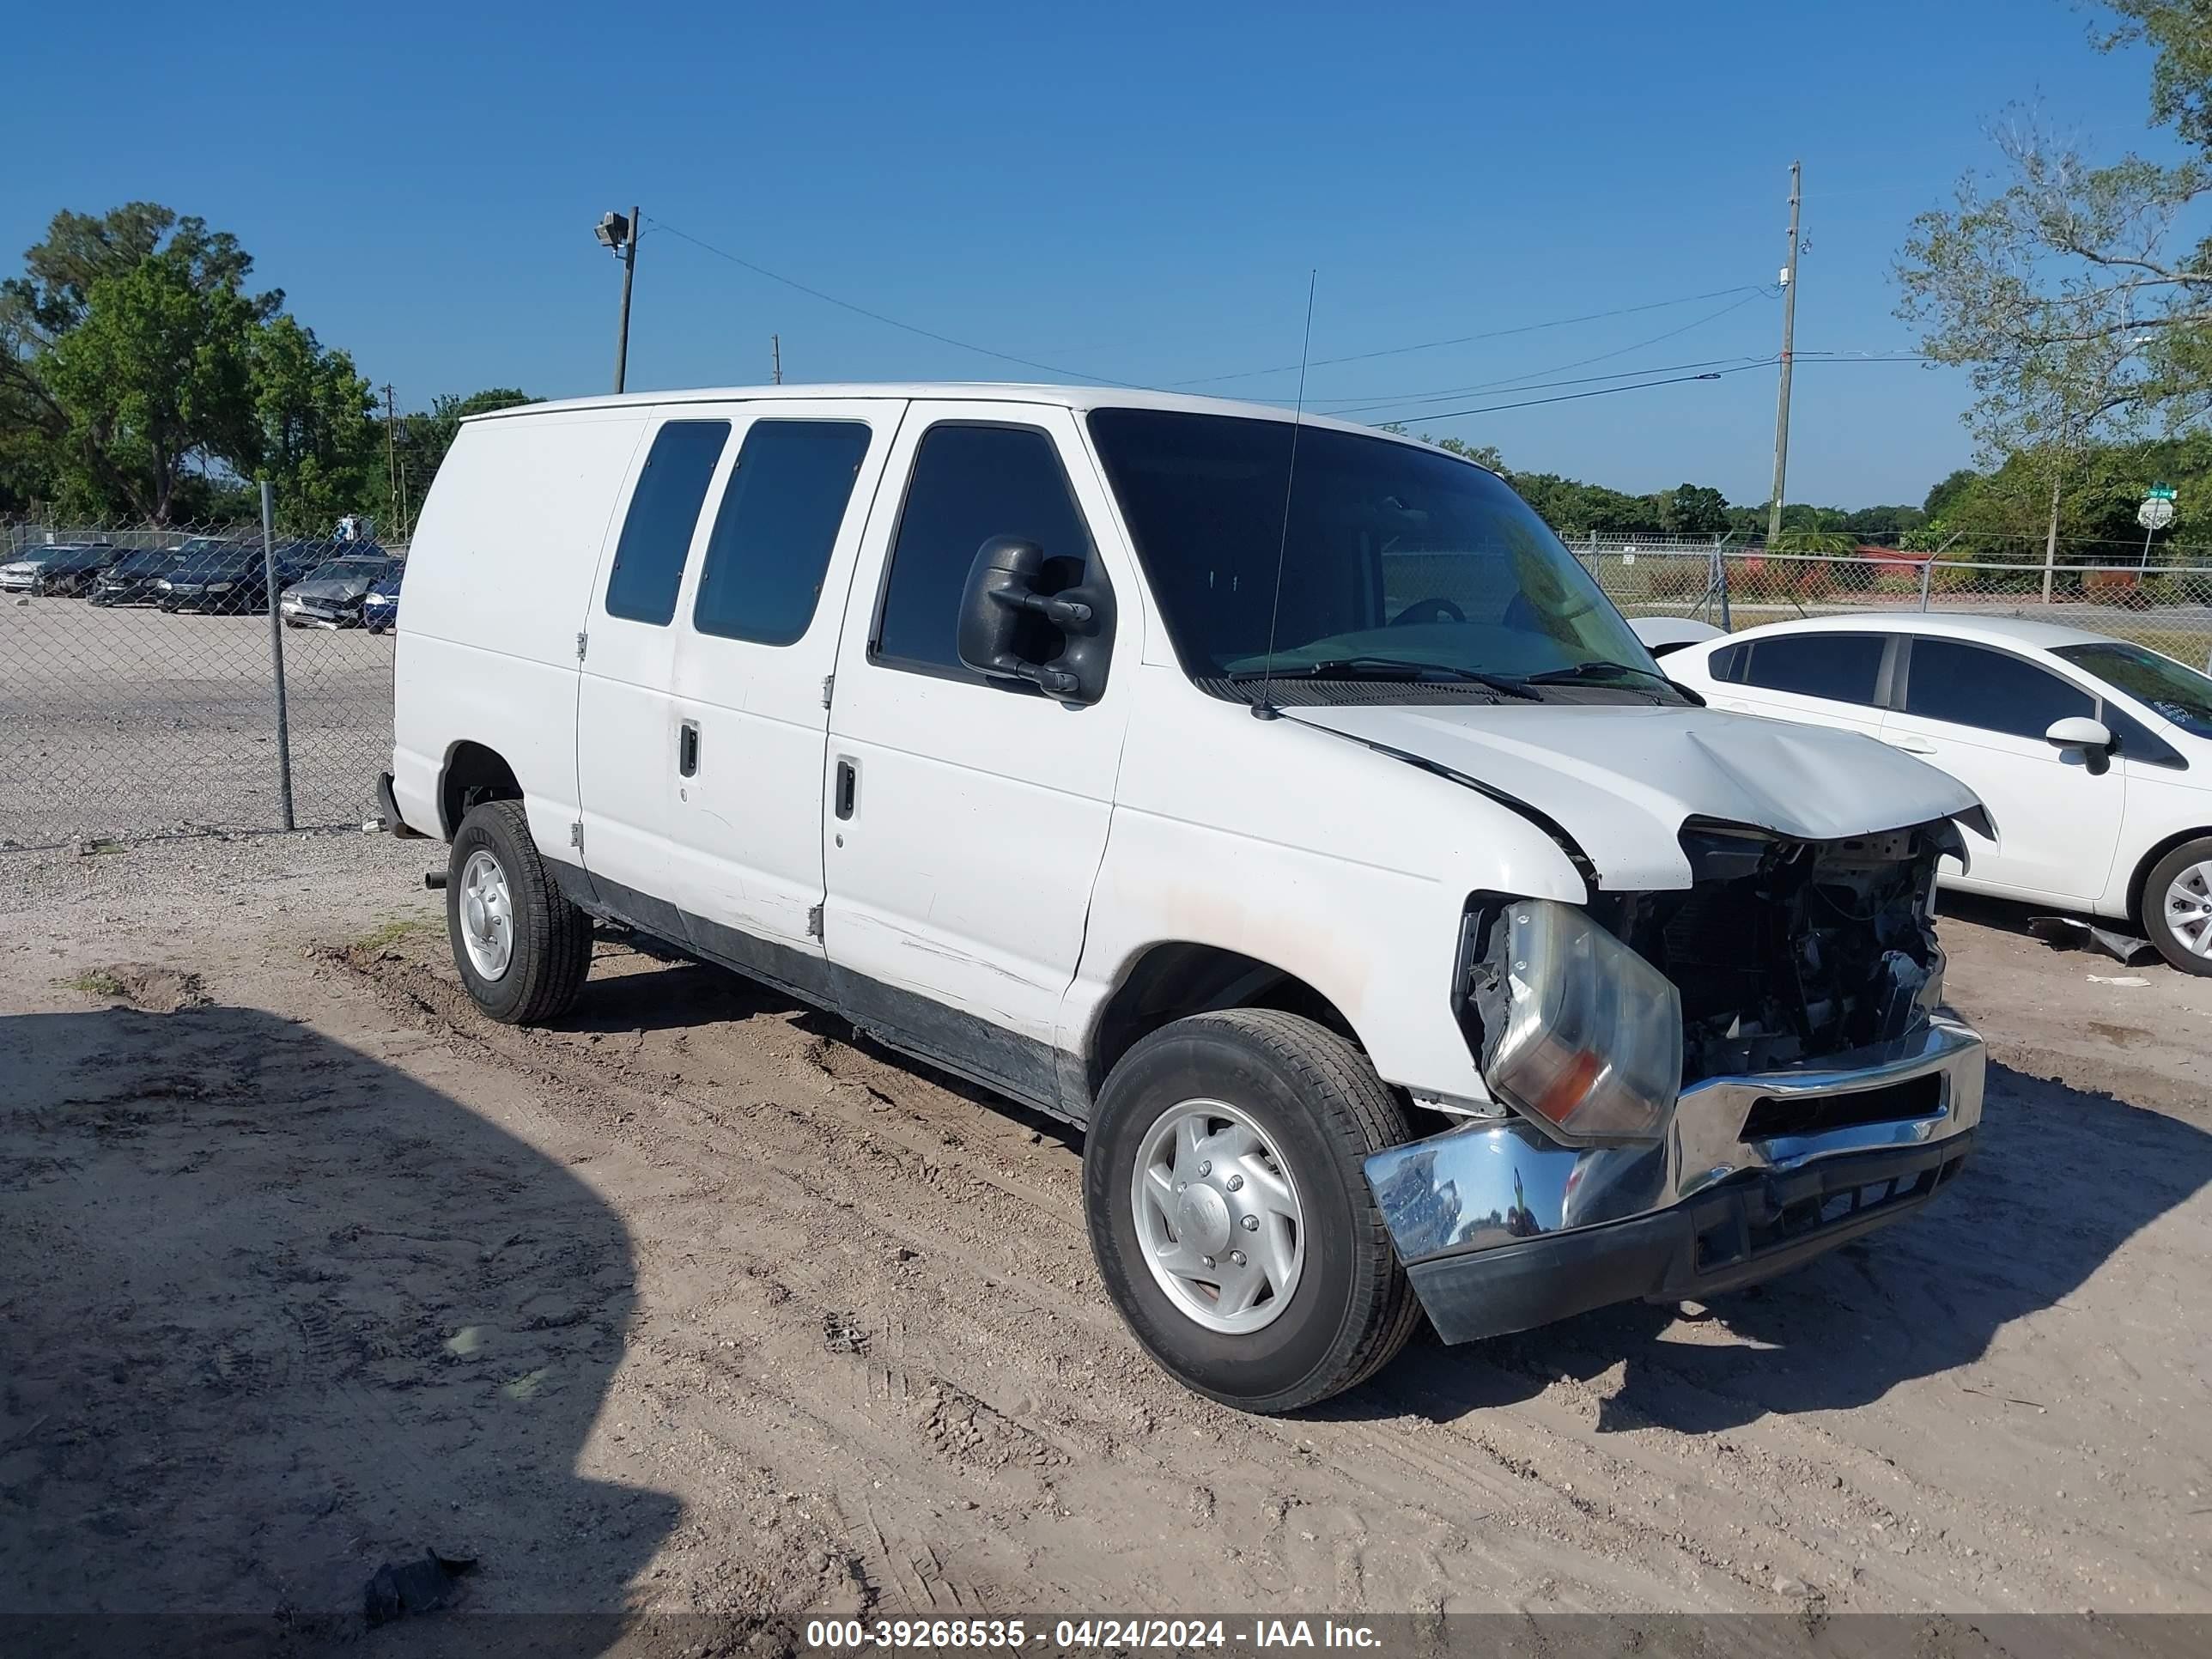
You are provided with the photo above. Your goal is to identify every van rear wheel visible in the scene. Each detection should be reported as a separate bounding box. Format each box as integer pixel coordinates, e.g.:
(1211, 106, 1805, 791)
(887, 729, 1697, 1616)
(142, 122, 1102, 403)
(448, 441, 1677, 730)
(445, 800, 594, 1024)
(1084, 1010, 1421, 1413)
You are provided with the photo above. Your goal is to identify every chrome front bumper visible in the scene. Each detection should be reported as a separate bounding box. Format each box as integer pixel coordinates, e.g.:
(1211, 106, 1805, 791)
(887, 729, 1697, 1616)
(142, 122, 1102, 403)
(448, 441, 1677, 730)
(1364, 1017, 1985, 1344)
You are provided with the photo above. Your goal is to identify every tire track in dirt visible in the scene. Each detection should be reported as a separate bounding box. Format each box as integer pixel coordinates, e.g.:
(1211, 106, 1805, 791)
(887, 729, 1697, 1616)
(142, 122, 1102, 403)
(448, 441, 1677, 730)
(325, 932, 2201, 1614)
(329, 937, 1728, 1612)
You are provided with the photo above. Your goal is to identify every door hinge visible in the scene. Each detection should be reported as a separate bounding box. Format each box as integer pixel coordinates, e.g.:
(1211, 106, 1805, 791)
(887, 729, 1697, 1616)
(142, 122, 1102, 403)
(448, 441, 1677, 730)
(820, 673, 835, 709)
(806, 903, 824, 940)
(575, 630, 588, 662)
(569, 820, 584, 849)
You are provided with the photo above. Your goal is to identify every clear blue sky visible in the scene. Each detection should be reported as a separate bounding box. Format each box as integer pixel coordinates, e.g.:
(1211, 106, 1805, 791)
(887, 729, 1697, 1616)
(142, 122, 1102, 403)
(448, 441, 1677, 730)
(4, 0, 2177, 508)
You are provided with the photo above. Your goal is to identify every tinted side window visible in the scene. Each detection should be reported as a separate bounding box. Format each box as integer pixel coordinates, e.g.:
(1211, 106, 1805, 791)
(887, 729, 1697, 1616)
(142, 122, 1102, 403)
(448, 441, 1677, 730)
(1741, 633, 1884, 704)
(692, 421, 872, 646)
(605, 421, 729, 625)
(1710, 643, 1745, 682)
(876, 424, 1094, 672)
(1904, 639, 2094, 738)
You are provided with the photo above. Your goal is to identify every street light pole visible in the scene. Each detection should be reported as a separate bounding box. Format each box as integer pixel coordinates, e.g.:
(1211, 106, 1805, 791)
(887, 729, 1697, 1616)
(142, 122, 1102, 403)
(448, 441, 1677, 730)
(615, 204, 638, 394)
(597, 207, 639, 394)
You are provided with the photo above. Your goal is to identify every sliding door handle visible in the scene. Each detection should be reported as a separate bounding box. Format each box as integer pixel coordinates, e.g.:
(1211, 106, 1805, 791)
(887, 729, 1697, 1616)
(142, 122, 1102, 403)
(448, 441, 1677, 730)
(835, 757, 858, 820)
(678, 720, 701, 776)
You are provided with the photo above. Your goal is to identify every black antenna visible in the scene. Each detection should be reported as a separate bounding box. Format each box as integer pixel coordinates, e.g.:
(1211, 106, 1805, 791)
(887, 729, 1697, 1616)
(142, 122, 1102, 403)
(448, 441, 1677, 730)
(1253, 270, 1317, 721)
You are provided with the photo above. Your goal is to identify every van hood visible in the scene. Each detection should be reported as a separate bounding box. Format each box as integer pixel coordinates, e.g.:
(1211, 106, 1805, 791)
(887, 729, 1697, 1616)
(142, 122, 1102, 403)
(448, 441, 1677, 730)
(1289, 701, 1984, 890)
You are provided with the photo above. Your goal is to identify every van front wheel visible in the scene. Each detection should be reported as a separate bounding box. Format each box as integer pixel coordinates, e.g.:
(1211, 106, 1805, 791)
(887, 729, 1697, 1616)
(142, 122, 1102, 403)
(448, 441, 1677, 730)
(1084, 1010, 1421, 1413)
(445, 800, 593, 1024)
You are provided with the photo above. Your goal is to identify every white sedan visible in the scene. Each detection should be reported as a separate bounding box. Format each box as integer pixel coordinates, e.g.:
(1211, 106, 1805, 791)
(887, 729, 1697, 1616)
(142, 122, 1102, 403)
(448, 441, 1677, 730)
(1662, 613, 2212, 975)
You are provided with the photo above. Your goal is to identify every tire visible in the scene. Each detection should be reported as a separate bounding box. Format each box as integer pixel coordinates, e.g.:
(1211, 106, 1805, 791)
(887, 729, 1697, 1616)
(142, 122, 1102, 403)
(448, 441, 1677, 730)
(445, 799, 594, 1023)
(1084, 1009, 1422, 1413)
(2142, 836, 2212, 975)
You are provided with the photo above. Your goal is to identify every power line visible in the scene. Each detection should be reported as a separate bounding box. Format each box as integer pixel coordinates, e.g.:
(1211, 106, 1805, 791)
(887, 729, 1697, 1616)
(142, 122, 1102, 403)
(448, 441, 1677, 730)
(1314, 292, 1773, 415)
(1170, 284, 1777, 387)
(1404, 361, 1775, 422)
(646, 215, 1140, 386)
(1328, 356, 1772, 415)
(1290, 351, 1929, 426)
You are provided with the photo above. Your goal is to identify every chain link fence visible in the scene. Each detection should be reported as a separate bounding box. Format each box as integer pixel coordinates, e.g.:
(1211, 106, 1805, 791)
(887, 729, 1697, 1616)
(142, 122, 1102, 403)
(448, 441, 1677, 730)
(2, 512, 404, 849)
(9, 513, 2212, 851)
(1574, 538, 2212, 675)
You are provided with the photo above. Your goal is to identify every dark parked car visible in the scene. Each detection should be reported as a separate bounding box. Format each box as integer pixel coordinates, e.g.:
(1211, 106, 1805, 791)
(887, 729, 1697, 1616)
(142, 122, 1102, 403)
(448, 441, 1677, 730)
(154, 544, 301, 615)
(88, 547, 174, 606)
(362, 563, 404, 634)
(88, 546, 193, 607)
(0, 541, 118, 596)
(280, 552, 398, 628)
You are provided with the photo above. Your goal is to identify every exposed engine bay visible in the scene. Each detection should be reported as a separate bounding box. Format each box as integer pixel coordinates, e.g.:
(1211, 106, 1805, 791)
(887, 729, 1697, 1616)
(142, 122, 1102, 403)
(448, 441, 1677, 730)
(1589, 817, 1960, 1085)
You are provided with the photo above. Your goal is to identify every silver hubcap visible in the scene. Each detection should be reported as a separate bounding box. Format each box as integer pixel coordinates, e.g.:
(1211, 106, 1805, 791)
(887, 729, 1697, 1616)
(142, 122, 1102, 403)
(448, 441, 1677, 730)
(458, 849, 514, 980)
(1131, 1098, 1304, 1334)
(2166, 860, 2212, 958)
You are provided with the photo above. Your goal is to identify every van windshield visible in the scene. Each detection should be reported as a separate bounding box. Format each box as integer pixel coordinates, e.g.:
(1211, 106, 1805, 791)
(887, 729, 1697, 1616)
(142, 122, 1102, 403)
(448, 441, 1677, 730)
(1086, 409, 1673, 702)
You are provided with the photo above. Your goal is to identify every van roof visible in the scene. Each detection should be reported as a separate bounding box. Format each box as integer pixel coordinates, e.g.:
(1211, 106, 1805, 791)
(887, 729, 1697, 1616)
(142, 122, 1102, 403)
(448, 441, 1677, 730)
(464, 383, 1425, 448)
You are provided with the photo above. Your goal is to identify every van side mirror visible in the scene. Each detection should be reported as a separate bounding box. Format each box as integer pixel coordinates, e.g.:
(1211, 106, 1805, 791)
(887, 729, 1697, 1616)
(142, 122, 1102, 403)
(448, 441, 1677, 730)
(955, 536, 1115, 704)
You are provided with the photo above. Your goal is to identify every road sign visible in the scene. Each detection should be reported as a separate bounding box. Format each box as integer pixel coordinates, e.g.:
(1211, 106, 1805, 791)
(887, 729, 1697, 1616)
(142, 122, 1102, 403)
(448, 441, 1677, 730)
(2139, 497, 2177, 530)
(2148, 483, 2179, 501)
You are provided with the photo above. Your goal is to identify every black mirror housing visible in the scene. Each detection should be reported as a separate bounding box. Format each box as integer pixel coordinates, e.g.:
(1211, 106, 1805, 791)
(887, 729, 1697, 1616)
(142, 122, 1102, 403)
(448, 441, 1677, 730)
(955, 536, 1115, 704)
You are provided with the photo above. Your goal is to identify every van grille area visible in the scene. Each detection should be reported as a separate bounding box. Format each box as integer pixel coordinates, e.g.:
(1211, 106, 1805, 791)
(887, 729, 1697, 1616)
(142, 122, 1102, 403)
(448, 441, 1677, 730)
(1691, 1144, 1970, 1279)
(1739, 1073, 1942, 1141)
(1597, 818, 1958, 1087)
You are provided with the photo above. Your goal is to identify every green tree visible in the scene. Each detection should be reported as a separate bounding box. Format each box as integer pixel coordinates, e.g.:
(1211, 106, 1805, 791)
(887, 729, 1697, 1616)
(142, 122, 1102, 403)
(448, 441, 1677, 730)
(247, 316, 379, 535)
(40, 249, 259, 520)
(1767, 527, 1857, 556)
(1842, 504, 1927, 537)
(3, 204, 283, 521)
(1895, 5, 2212, 590)
(1660, 483, 1729, 535)
(1923, 467, 1981, 520)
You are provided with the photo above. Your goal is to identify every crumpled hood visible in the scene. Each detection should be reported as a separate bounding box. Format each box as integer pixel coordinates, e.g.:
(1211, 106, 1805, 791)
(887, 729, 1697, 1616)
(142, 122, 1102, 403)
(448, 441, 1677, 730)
(1291, 701, 1983, 890)
(288, 576, 374, 602)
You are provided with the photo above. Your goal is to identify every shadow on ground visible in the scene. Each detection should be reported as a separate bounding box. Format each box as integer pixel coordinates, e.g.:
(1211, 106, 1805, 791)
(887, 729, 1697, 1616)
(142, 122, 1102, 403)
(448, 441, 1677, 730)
(1338, 1059, 2212, 1432)
(0, 1005, 679, 1656)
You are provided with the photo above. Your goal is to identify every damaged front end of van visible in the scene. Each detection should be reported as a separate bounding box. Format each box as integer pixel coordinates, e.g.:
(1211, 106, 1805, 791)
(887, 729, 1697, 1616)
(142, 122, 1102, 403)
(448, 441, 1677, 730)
(1364, 812, 1984, 1345)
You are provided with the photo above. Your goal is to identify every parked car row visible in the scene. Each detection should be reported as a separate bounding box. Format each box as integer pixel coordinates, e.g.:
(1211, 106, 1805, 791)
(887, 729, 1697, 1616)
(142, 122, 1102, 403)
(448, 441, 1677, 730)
(4, 537, 402, 627)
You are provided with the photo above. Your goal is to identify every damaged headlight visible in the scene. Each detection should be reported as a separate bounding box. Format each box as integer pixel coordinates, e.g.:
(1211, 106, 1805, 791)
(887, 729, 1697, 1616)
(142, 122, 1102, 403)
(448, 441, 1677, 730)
(1469, 899, 1683, 1143)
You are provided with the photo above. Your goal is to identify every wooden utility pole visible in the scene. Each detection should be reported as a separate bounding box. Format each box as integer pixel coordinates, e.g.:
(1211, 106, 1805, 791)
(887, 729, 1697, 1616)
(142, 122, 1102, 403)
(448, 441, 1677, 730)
(772, 333, 782, 385)
(1765, 161, 1802, 547)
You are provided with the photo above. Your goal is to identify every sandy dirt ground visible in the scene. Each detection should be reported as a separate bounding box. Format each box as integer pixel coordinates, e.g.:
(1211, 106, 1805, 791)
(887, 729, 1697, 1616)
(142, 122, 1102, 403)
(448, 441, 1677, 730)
(3, 833, 2209, 1648)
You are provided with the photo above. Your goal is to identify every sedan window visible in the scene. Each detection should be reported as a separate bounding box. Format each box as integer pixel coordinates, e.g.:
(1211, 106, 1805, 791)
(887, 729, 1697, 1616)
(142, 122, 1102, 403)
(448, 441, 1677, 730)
(1735, 633, 1885, 704)
(1903, 638, 2094, 738)
(2054, 641, 2212, 740)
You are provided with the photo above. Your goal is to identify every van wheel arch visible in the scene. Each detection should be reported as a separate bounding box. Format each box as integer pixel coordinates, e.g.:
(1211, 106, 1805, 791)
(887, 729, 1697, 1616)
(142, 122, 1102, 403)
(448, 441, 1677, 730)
(439, 741, 525, 840)
(1088, 944, 1366, 1100)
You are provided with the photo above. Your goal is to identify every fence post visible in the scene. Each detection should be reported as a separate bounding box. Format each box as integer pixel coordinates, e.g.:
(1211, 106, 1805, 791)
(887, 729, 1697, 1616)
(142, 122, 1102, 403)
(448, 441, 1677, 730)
(1917, 558, 1934, 612)
(260, 481, 296, 831)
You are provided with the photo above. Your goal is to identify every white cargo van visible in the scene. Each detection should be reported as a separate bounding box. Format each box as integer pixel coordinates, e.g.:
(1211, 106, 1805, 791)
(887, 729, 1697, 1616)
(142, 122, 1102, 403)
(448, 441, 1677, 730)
(383, 384, 1989, 1412)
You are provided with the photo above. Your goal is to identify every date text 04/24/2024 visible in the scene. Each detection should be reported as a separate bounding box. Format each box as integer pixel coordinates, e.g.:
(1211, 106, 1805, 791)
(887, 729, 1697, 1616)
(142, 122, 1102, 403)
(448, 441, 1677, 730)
(802, 1619, 1382, 1650)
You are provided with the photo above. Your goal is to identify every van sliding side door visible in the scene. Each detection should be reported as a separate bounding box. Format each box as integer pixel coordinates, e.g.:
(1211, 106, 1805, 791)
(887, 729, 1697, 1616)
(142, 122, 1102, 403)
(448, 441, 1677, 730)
(664, 401, 903, 962)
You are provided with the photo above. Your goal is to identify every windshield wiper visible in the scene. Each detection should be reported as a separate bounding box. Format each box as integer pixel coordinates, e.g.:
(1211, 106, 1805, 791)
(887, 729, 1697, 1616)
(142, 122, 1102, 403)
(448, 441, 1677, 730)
(1522, 659, 1681, 693)
(1224, 657, 1540, 699)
